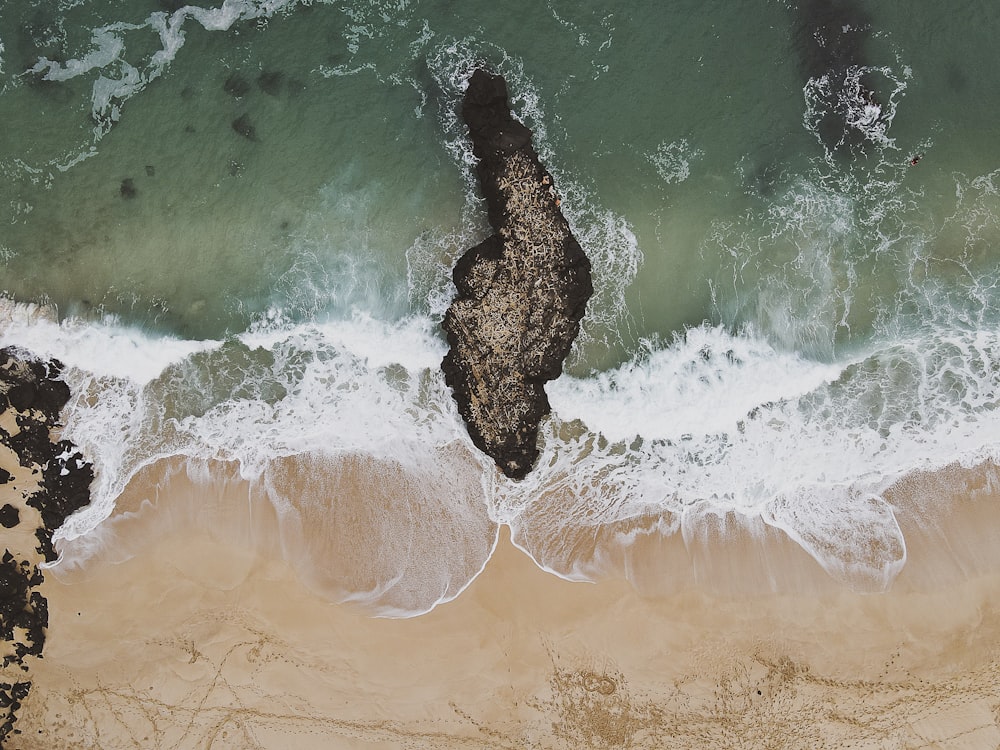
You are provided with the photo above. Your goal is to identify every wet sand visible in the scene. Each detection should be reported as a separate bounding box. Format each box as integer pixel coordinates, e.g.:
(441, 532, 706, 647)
(5, 454, 1000, 749)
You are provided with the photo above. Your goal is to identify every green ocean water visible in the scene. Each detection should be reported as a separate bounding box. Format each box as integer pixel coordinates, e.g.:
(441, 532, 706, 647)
(2, 0, 1000, 611)
(4, 0, 994, 352)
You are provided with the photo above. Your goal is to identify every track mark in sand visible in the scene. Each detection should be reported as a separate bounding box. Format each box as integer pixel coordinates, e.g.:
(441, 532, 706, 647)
(452, 642, 1000, 749)
(13, 618, 1000, 748)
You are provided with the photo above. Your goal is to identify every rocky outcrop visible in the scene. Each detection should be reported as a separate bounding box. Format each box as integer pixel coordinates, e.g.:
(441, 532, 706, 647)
(0, 348, 93, 747)
(442, 70, 592, 480)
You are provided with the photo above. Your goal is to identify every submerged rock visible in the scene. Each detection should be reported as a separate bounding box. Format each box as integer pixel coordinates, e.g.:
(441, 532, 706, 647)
(232, 113, 257, 141)
(119, 178, 137, 199)
(257, 70, 284, 96)
(223, 72, 251, 98)
(441, 69, 593, 480)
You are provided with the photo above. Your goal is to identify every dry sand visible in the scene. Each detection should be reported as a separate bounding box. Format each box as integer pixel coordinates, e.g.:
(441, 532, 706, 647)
(4, 450, 1000, 749)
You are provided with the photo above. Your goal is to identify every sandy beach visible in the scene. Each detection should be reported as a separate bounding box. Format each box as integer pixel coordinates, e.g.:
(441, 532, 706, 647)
(4, 441, 1000, 748)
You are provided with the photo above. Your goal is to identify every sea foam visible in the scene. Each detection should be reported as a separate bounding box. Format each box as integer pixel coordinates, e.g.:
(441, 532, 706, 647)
(27, 0, 300, 140)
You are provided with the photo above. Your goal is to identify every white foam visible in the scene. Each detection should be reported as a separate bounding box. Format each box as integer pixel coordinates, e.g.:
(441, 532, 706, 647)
(802, 63, 910, 157)
(549, 325, 841, 443)
(0, 303, 210, 382)
(763, 487, 906, 591)
(509, 317, 1000, 591)
(27, 0, 299, 142)
(31, 25, 131, 82)
(0, 309, 471, 545)
(6, 279, 1000, 598)
(648, 139, 704, 185)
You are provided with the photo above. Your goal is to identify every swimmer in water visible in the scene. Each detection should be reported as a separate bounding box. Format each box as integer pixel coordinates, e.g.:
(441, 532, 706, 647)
(910, 154, 922, 166)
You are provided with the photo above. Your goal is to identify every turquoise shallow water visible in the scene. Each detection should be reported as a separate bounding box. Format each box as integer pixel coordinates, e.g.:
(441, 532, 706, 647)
(2, 0, 1000, 613)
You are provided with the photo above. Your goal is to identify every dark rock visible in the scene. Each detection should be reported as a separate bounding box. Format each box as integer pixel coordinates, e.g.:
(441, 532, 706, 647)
(120, 178, 137, 199)
(1, 349, 69, 424)
(0, 681, 31, 748)
(223, 72, 251, 98)
(0, 347, 93, 743)
(0, 551, 46, 669)
(0, 505, 18, 528)
(0, 468, 10, 485)
(7, 382, 36, 412)
(441, 70, 592, 480)
(257, 70, 284, 96)
(1, 347, 92, 559)
(232, 113, 257, 141)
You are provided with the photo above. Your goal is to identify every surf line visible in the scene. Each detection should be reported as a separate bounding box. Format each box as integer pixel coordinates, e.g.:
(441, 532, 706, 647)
(441, 69, 593, 480)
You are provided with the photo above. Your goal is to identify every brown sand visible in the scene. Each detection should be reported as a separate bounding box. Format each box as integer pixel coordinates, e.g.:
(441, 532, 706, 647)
(5, 453, 1000, 749)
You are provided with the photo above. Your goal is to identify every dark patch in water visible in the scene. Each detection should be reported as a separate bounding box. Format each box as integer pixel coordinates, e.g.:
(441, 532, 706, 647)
(184, 124, 196, 134)
(790, 0, 881, 156)
(223, 72, 251, 98)
(229, 160, 244, 177)
(145, 165, 155, 177)
(945, 63, 967, 93)
(120, 178, 137, 199)
(17, 9, 66, 72)
(793, 0, 872, 81)
(232, 113, 257, 141)
(158, 0, 187, 11)
(257, 70, 284, 96)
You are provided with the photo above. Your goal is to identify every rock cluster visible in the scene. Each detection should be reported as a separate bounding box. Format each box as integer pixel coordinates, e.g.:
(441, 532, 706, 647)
(0, 348, 93, 746)
(442, 70, 592, 480)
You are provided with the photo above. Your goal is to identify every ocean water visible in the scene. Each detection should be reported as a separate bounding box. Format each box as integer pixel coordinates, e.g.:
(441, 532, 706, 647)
(2, 0, 1000, 615)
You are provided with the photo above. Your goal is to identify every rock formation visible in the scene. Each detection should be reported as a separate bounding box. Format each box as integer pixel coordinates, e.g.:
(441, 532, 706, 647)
(0, 348, 93, 746)
(442, 70, 593, 480)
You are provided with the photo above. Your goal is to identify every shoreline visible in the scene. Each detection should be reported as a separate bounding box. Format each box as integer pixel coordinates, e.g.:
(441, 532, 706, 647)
(5, 452, 1000, 746)
(3, 343, 1000, 746)
(12, 517, 1000, 748)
